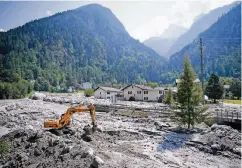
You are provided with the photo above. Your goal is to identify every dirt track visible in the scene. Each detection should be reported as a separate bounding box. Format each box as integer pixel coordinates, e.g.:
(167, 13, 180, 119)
(0, 97, 241, 168)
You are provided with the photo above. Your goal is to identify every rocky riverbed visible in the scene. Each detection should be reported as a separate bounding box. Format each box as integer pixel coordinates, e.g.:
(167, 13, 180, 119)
(0, 94, 241, 168)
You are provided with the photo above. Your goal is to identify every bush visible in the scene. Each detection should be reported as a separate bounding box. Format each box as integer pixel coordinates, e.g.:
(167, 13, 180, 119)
(0, 140, 9, 156)
(0, 80, 33, 99)
(84, 89, 94, 97)
(129, 96, 135, 101)
(204, 118, 213, 126)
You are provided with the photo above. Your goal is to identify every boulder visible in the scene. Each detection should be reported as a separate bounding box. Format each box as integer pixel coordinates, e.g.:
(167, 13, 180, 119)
(31, 92, 46, 100)
(92, 156, 104, 168)
(211, 144, 220, 151)
(154, 121, 170, 130)
(34, 148, 42, 156)
(96, 125, 103, 132)
(5, 104, 15, 111)
(81, 148, 94, 158)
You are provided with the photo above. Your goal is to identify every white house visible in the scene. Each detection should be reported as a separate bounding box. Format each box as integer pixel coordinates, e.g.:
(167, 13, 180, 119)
(94, 87, 121, 99)
(81, 82, 92, 90)
(122, 84, 162, 102)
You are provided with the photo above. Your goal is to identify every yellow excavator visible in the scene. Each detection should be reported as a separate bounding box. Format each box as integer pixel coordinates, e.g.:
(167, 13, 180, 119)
(44, 103, 97, 129)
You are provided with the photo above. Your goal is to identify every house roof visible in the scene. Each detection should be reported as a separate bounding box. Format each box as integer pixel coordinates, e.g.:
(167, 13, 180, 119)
(121, 84, 154, 91)
(95, 87, 121, 92)
(154, 87, 168, 90)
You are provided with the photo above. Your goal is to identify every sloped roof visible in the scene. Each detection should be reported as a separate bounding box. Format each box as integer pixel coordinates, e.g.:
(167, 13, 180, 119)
(121, 84, 154, 91)
(95, 87, 121, 92)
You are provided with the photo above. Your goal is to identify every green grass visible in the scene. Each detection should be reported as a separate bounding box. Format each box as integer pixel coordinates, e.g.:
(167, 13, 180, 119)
(221, 99, 241, 105)
(75, 90, 85, 94)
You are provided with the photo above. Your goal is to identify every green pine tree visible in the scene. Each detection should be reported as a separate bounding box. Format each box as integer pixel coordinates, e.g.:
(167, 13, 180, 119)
(205, 73, 224, 103)
(231, 78, 241, 99)
(176, 56, 204, 129)
(164, 88, 174, 105)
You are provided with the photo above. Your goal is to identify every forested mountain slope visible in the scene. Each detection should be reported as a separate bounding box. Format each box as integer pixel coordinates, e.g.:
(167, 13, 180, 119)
(0, 4, 167, 90)
(169, 3, 241, 80)
(167, 1, 238, 57)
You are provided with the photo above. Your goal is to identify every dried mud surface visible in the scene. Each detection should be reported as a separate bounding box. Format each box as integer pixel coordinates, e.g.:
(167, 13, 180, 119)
(0, 97, 241, 168)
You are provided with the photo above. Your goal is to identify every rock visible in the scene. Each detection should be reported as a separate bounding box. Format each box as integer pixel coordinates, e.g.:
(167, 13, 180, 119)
(5, 104, 15, 111)
(211, 144, 220, 151)
(61, 146, 71, 155)
(232, 148, 241, 156)
(43, 97, 52, 102)
(154, 121, 170, 130)
(83, 125, 93, 135)
(81, 134, 92, 142)
(34, 148, 42, 156)
(48, 129, 63, 136)
(32, 92, 46, 100)
(92, 156, 104, 168)
(81, 148, 94, 158)
(97, 125, 103, 132)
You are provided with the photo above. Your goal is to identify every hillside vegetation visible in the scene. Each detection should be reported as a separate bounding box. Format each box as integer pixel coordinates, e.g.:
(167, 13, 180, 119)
(169, 3, 241, 80)
(0, 4, 167, 92)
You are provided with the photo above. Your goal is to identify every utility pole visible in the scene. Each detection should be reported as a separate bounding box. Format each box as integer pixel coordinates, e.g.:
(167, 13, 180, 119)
(200, 38, 204, 104)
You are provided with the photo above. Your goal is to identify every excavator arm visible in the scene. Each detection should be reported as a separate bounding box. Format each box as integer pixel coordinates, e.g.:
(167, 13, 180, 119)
(44, 104, 97, 129)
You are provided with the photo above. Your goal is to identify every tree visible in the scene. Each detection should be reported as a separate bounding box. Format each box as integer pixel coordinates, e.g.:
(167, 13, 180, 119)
(147, 82, 158, 88)
(84, 89, 94, 97)
(176, 56, 203, 129)
(164, 88, 174, 105)
(231, 78, 241, 99)
(205, 73, 224, 103)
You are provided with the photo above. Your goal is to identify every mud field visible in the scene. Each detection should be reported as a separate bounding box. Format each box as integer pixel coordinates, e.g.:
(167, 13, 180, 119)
(0, 96, 241, 168)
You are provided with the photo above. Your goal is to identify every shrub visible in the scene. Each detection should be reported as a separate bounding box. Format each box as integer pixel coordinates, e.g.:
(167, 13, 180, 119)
(0, 140, 9, 156)
(84, 89, 94, 97)
(129, 96, 135, 101)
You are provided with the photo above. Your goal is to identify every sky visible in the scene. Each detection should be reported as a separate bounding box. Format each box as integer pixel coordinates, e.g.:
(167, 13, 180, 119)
(0, 0, 235, 41)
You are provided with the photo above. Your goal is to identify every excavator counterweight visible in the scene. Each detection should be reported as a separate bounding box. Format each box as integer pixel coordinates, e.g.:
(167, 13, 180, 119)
(44, 104, 97, 129)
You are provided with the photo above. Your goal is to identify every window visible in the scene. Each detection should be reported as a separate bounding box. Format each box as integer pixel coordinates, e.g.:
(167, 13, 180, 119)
(144, 97, 148, 100)
(128, 91, 132, 94)
(107, 92, 110, 94)
(144, 91, 148, 94)
(137, 91, 141, 94)
(100, 92, 101, 95)
(107, 97, 110, 99)
(159, 90, 163, 94)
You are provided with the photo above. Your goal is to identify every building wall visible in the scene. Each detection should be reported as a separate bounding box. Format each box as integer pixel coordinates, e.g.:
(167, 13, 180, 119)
(123, 85, 144, 101)
(106, 91, 119, 99)
(94, 88, 119, 99)
(94, 88, 106, 99)
(145, 89, 159, 101)
(123, 85, 163, 102)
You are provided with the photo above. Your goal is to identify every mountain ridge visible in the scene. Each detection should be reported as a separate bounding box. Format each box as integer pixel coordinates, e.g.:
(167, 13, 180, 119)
(169, 3, 241, 80)
(0, 3, 168, 90)
(143, 24, 187, 58)
(167, 1, 239, 57)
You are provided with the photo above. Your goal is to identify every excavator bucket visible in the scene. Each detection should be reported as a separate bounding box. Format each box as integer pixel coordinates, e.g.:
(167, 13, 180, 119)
(44, 120, 60, 128)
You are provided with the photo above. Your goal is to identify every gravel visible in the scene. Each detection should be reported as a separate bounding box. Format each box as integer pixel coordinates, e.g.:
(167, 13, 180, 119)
(0, 97, 241, 168)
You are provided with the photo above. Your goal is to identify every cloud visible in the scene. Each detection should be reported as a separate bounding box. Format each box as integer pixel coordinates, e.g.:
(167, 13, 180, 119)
(0, 28, 5, 32)
(130, 16, 169, 42)
(127, 0, 234, 41)
(46, 10, 52, 16)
